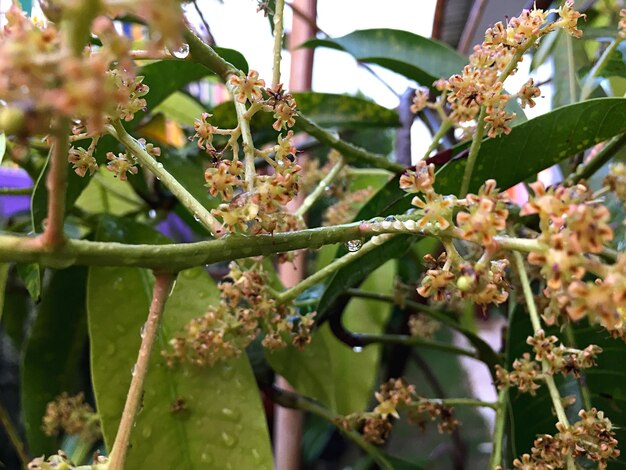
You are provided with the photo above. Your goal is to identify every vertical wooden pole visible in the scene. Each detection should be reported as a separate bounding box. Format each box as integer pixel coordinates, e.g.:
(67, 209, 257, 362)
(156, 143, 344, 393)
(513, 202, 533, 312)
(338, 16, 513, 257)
(274, 1, 317, 469)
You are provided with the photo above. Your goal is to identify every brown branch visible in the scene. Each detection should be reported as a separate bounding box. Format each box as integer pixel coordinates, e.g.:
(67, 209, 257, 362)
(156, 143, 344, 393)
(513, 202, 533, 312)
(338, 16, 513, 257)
(108, 273, 175, 470)
(41, 122, 69, 248)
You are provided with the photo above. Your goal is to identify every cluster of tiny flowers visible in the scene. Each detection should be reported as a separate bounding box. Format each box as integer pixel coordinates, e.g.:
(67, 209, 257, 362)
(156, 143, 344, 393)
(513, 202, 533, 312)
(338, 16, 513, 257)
(335, 378, 459, 445)
(163, 262, 315, 367)
(503, 409, 619, 469)
(42, 392, 101, 443)
(28, 451, 108, 470)
(399, 163, 511, 308)
(426, 2, 583, 138)
(496, 330, 602, 395)
(0, 8, 136, 136)
(408, 313, 440, 339)
(191, 83, 302, 234)
(521, 182, 626, 335)
(228, 73, 298, 131)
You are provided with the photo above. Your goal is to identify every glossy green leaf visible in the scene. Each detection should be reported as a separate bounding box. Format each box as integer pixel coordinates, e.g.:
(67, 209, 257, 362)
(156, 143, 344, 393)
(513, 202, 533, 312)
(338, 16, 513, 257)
(75, 166, 144, 216)
(266, 330, 337, 410)
(436, 98, 626, 195)
(16, 262, 41, 301)
(21, 267, 88, 455)
(131, 48, 247, 126)
(302, 29, 466, 87)
(154, 91, 206, 126)
(88, 217, 272, 469)
(552, 31, 588, 108)
(267, 262, 395, 415)
(211, 92, 400, 131)
(321, 261, 395, 414)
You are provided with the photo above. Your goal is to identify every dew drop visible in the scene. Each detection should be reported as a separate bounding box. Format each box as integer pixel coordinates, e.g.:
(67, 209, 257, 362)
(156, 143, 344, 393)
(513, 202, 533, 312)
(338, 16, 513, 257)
(221, 431, 238, 448)
(200, 451, 214, 464)
(220, 364, 235, 380)
(142, 425, 152, 438)
(131, 364, 137, 376)
(352, 346, 363, 353)
(324, 185, 334, 196)
(193, 213, 200, 222)
(156, 162, 164, 169)
(171, 43, 190, 59)
(221, 407, 241, 422)
(148, 209, 157, 219)
(345, 239, 362, 252)
(140, 323, 146, 339)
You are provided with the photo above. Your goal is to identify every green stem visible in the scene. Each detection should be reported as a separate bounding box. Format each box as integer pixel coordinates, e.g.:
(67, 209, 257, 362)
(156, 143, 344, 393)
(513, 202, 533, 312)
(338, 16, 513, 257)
(70, 437, 94, 466)
(0, 221, 548, 272)
(0, 187, 33, 195)
(434, 398, 499, 410)
(459, 37, 535, 198)
(459, 107, 487, 197)
(108, 273, 175, 470)
(512, 250, 575, 469)
(276, 234, 394, 303)
(350, 332, 478, 359)
(580, 36, 624, 101)
(108, 122, 223, 236)
(346, 168, 393, 178)
(270, 386, 392, 470)
(423, 119, 452, 159)
(489, 389, 507, 469)
(565, 34, 577, 104)
(272, 0, 285, 86)
(564, 133, 626, 185)
(232, 99, 257, 192)
(0, 401, 30, 467)
(295, 158, 345, 218)
(295, 114, 404, 172)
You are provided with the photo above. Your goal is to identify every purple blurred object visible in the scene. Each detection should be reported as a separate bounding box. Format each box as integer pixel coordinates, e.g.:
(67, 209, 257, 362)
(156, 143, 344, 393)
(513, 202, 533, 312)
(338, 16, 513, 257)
(0, 168, 32, 218)
(156, 211, 195, 242)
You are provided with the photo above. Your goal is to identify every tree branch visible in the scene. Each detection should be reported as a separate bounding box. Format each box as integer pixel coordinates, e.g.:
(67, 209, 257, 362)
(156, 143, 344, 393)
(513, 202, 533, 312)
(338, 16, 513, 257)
(108, 273, 175, 470)
(41, 122, 69, 248)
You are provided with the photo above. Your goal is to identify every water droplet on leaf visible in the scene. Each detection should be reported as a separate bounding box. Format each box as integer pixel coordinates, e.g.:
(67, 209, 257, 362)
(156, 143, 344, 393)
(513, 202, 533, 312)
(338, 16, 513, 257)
(221, 431, 238, 448)
(171, 43, 190, 59)
(221, 407, 241, 422)
(142, 425, 152, 438)
(345, 239, 362, 252)
(352, 346, 363, 353)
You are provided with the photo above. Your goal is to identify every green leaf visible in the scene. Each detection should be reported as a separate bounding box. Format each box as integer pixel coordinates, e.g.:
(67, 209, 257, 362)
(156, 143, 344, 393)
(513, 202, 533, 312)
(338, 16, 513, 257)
(21, 267, 88, 455)
(88, 217, 273, 469)
(211, 92, 400, 131)
(153, 92, 206, 127)
(131, 61, 212, 127)
(131, 48, 247, 126)
(267, 262, 395, 415)
(436, 98, 626, 195)
(301, 29, 466, 88)
(16, 263, 41, 301)
(74, 166, 144, 216)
